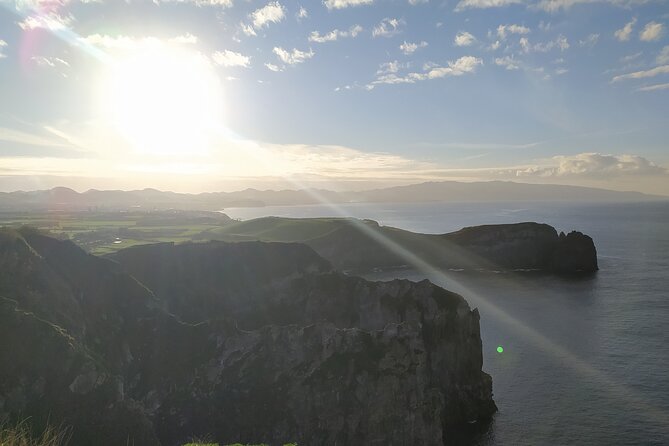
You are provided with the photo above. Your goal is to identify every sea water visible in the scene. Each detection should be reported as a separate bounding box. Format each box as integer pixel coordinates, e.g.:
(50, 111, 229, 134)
(223, 201, 669, 445)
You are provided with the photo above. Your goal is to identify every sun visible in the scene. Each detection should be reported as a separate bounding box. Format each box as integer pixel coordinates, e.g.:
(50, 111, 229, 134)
(100, 45, 223, 157)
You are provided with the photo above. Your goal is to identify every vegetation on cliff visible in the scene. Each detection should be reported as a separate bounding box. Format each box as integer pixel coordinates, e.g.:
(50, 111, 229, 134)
(0, 227, 496, 445)
(199, 218, 598, 274)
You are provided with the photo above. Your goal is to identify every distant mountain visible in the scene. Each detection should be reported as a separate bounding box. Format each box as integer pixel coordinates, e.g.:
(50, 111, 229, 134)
(355, 180, 664, 203)
(0, 181, 663, 211)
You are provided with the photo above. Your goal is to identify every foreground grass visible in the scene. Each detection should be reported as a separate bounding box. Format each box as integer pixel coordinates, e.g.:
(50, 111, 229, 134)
(0, 420, 296, 446)
(0, 420, 70, 446)
(184, 443, 298, 446)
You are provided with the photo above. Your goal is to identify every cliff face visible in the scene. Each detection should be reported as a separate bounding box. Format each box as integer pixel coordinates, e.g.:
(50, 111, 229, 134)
(444, 223, 599, 273)
(551, 231, 599, 273)
(312, 221, 599, 274)
(203, 219, 599, 275)
(0, 228, 495, 446)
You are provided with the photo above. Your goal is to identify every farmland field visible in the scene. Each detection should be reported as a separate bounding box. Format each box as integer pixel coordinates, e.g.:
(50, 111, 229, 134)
(0, 210, 233, 254)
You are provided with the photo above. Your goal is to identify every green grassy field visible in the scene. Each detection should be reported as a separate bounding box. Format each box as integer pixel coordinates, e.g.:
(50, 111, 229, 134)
(0, 210, 379, 256)
(199, 216, 379, 243)
(0, 210, 232, 255)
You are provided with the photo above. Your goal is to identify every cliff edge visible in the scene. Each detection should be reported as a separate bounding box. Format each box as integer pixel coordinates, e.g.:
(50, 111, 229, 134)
(201, 219, 599, 274)
(0, 228, 496, 445)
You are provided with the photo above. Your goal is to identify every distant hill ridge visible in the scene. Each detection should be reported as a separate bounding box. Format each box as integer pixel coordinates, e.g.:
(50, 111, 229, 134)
(198, 218, 599, 275)
(0, 180, 664, 211)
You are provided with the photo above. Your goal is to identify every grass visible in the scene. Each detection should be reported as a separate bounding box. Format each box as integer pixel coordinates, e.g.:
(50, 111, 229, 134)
(0, 211, 387, 256)
(0, 421, 298, 446)
(0, 210, 229, 255)
(184, 443, 298, 446)
(207, 217, 357, 243)
(0, 420, 70, 446)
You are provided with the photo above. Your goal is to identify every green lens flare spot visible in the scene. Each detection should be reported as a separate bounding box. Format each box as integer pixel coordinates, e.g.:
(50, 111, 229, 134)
(496, 346, 504, 353)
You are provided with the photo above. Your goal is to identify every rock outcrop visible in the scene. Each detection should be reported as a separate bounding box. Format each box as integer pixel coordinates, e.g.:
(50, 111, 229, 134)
(0, 228, 496, 446)
(204, 219, 599, 275)
(444, 223, 599, 273)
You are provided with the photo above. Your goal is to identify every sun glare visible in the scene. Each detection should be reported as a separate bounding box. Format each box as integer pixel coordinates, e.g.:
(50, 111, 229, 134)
(100, 45, 223, 157)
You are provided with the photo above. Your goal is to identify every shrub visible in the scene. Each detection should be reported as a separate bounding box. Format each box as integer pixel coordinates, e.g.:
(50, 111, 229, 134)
(0, 419, 70, 446)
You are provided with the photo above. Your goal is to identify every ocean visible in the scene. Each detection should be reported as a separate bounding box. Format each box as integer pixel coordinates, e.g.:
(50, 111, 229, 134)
(223, 201, 669, 445)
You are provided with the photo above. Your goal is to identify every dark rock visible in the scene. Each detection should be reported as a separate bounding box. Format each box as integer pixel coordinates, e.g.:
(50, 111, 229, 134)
(444, 222, 598, 273)
(551, 231, 599, 273)
(0, 228, 496, 445)
(204, 219, 599, 275)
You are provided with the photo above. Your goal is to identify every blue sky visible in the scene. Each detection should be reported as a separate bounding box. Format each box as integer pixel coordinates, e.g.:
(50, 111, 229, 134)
(0, 0, 668, 194)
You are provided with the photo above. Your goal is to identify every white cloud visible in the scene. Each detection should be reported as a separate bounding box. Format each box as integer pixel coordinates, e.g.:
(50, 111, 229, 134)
(170, 33, 199, 44)
(494, 56, 520, 70)
(81, 33, 198, 50)
(31, 56, 70, 68)
(323, 0, 373, 9)
(200, 0, 232, 5)
(578, 33, 599, 47)
(372, 18, 404, 38)
(657, 46, 669, 65)
(620, 52, 642, 63)
(523, 153, 667, 177)
(309, 25, 363, 43)
(408, 0, 429, 4)
(253, 143, 433, 181)
(639, 22, 664, 42)
(0, 126, 75, 149)
(265, 62, 282, 72)
(454, 31, 476, 47)
(454, 0, 524, 12)
(637, 83, 669, 92)
(18, 13, 72, 31)
(614, 18, 636, 42)
(241, 23, 257, 36)
(612, 65, 669, 82)
(533, 35, 570, 52)
(250, 1, 285, 29)
(480, 153, 668, 182)
(455, 0, 655, 13)
(534, 0, 585, 11)
(556, 35, 570, 51)
(497, 24, 530, 40)
(212, 50, 250, 67)
(273, 47, 314, 65)
(377, 60, 407, 75)
(156, 0, 233, 6)
(427, 56, 483, 76)
(296, 6, 308, 19)
(399, 40, 428, 55)
(369, 56, 482, 88)
(535, 0, 651, 12)
(0, 40, 6, 59)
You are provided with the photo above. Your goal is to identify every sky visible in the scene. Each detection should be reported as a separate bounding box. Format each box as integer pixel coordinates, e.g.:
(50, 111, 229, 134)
(0, 0, 668, 195)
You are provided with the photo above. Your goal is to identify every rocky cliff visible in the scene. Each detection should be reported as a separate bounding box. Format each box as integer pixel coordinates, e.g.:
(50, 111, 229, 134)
(203, 219, 599, 275)
(443, 223, 599, 273)
(0, 228, 496, 445)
